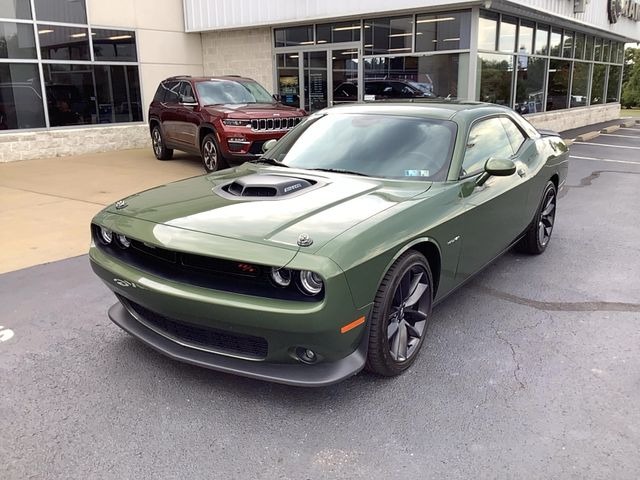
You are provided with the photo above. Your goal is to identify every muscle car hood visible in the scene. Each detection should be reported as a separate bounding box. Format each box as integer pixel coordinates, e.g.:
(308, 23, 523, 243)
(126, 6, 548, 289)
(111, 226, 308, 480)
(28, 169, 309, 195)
(107, 164, 431, 253)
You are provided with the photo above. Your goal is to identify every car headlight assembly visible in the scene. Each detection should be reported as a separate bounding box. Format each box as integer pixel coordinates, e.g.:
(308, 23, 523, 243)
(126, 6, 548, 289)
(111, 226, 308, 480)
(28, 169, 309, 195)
(99, 227, 113, 245)
(270, 267, 292, 287)
(222, 119, 250, 127)
(116, 234, 131, 248)
(298, 270, 323, 296)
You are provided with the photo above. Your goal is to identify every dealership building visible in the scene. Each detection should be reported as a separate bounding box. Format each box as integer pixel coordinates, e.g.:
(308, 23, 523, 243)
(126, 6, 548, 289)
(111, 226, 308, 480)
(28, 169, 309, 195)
(0, 0, 639, 162)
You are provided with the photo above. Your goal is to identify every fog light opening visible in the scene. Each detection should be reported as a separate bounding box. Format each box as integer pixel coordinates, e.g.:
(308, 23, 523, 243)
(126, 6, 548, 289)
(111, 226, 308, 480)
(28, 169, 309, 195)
(295, 347, 317, 364)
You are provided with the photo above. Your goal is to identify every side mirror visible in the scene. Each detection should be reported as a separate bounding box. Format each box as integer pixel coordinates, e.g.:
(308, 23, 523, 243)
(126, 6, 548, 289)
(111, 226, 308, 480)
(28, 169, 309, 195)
(262, 139, 278, 153)
(476, 158, 516, 186)
(179, 94, 197, 106)
(272, 93, 281, 102)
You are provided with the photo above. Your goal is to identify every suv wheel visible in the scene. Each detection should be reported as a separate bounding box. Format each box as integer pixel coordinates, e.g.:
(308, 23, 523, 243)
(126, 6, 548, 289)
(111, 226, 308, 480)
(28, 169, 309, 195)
(151, 126, 173, 160)
(201, 133, 226, 173)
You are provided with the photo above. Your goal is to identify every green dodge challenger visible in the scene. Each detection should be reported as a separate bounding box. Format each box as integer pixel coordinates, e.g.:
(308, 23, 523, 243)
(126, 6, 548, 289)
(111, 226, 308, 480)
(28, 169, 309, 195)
(89, 102, 568, 386)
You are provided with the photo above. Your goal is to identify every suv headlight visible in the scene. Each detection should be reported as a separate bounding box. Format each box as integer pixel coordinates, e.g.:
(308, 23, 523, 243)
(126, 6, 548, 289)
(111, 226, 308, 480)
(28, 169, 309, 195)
(222, 119, 251, 127)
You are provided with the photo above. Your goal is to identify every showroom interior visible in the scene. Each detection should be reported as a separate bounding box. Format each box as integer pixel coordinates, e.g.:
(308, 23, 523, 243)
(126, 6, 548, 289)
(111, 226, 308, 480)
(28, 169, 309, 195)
(1, 0, 639, 161)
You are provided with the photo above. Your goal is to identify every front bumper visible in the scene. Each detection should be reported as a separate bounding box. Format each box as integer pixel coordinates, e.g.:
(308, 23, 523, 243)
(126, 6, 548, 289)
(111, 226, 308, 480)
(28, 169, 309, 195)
(218, 126, 290, 162)
(109, 301, 368, 387)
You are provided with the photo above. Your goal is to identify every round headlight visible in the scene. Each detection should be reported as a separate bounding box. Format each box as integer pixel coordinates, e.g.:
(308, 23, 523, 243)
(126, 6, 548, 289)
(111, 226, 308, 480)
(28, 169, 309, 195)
(270, 267, 292, 287)
(116, 234, 131, 248)
(299, 270, 323, 295)
(99, 227, 113, 244)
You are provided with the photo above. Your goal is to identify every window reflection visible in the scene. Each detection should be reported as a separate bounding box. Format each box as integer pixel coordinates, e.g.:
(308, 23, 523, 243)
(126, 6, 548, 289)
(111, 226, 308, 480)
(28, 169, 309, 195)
(0, 0, 32, 19)
(574, 33, 585, 60)
(274, 26, 313, 47)
(546, 59, 570, 111)
(518, 20, 534, 55)
(33, 0, 86, 24)
(0, 21, 37, 59)
(591, 64, 606, 104)
(562, 31, 573, 58)
(316, 21, 361, 44)
(515, 56, 546, 114)
(478, 53, 513, 106)
(499, 16, 517, 53)
(571, 62, 589, 107)
(415, 11, 470, 52)
(0, 63, 45, 130)
(478, 11, 498, 50)
(364, 16, 413, 55)
(607, 66, 621, 103)
(584, 36, 594, 60)
(534, 25, 549, 55)
(549, 28, 562, 57)
(92, 29, 137, 62)
(38, 24, 90, 61)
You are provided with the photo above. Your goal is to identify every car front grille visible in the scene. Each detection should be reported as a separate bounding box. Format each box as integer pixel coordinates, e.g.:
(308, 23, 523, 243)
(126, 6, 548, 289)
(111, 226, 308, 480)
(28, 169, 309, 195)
(251, 117, 302, 131)
(123, 297, 268, 359)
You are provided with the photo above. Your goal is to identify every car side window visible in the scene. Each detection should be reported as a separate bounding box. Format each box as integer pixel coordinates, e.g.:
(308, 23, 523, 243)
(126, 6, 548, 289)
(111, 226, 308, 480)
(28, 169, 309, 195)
(163, 81, 180, 103)
(179, 82, 195, 102)
(461, 117, 514, 177)
(500, 117, 527, 154)
(153, 84, 165, 102)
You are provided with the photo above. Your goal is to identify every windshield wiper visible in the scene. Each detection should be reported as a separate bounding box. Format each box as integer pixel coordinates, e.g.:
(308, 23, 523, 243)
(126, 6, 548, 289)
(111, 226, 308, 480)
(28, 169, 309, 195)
(308, 168, 368, 177)
(250, 157, 289, 167)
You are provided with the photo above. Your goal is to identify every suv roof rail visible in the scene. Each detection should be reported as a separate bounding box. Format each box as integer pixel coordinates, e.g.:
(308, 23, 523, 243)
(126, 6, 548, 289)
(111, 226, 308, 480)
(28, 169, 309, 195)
(224, 75, 242, 77)
(166, 75, 191, 80)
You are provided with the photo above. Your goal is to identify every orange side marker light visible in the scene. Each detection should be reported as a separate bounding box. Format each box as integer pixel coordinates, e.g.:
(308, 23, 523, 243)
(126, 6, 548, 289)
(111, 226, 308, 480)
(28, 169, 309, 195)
(340, 316, 365, 334)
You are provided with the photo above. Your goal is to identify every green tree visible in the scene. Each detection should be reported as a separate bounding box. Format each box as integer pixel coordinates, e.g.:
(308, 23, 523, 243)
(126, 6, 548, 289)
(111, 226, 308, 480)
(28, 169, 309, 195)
(622, 47, 640, 107)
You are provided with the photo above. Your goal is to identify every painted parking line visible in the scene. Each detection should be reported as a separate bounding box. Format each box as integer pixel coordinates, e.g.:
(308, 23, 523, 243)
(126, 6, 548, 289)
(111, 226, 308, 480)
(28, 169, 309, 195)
(599, 133, 640, 139)
(618, 127, 640, 131)
(0, 326, 15, 342)
(569, 155, 640, 166)
(573, 142, 640, 149)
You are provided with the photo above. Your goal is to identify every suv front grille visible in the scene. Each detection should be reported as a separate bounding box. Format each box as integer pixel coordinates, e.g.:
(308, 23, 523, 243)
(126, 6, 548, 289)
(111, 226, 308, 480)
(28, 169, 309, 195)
(123, 297, 268, 359)
(251, 117, 302, 131)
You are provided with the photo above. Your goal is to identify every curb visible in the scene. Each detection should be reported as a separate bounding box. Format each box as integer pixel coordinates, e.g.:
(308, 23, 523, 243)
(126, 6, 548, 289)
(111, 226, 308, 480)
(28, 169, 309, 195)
(601, 125, 620, 133)
(575, 130, 600, 142)
(621, 119, 637, 128)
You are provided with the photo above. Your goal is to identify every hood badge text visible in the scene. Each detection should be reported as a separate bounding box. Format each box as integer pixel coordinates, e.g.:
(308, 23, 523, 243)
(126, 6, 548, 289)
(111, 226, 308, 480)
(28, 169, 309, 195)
(297, 233, 313, 247)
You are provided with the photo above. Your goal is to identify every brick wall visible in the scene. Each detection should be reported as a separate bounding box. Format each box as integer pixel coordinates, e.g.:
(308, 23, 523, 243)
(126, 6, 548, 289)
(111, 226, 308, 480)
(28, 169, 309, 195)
(201, 28, 274, 92)
(0, 125, 150, 162)
(525, 104, 621, 133)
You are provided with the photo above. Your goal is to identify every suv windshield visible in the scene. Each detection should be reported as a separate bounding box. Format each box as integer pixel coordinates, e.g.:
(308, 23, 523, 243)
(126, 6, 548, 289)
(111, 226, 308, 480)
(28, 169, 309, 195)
(195, 80, 273, 105)
(264, 113, 456, 181)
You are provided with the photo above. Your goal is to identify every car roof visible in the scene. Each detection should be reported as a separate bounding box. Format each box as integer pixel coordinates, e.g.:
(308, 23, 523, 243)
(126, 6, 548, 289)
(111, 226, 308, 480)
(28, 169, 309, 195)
(324, 101, 512, 121)
(164, 75, 255, 83)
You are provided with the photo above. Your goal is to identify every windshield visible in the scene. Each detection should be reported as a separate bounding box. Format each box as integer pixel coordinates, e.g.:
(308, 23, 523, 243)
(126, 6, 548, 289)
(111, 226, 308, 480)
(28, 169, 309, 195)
(195, 80, 273, 105)
(264, 113, 456, 181)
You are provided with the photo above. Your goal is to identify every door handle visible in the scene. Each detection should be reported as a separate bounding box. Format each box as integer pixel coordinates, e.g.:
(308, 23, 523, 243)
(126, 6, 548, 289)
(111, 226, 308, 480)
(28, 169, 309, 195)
(517, 168, 526, 178)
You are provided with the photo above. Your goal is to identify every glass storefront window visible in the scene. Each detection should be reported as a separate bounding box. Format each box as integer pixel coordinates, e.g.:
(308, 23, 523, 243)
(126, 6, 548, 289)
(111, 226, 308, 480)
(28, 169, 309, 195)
(33, 0, 87, 24)
(594, 37, 602, 62)
(607, 66, 621, 103)
(602, 39, 610, 63)
(0, 21, 37, 59)
(478, 11, 498, 51)
(574, 33, 585, 60)
(276, 53, 300, 108)
(478, 53, 513, 106)
(0, 63, 45, 130)
(591, 63, 606, 104)
(549, 28, 562, 57)
(304, 51, 327, 112)
(415, 10, 470, 52)
(274, 26, 314, 47)
(94, 65, 142, 123)
(571, 62, 589, 107)
(584, 36, 594, 60)
(38, 24, 90, 60)
(316, 21, 361, 44)
(546, 59, 570, 111)
(562, 31, 573, 58)
(535, 24, 549, 55)
(364, 16, 413, 55)
(617, 42, 624, 63)
(518, 20, 534, 55)
(0, 0, 32, 19)
(610, 42, 618, 65)
(332, 49, 359, 104)
(92, 29, 137, 62)
(515, 56, 545, 114)
(499, 16, 517, 53)
(364, 53, 467, 100)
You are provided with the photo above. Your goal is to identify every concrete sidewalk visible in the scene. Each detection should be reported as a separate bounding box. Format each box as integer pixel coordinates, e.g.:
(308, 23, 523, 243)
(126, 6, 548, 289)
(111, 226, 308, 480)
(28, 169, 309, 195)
(0, 149, 202, 273)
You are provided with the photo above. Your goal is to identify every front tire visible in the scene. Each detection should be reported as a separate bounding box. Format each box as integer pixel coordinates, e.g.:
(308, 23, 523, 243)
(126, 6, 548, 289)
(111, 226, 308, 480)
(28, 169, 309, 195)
(201, 133, 226, 173)
(151, 125, 173, 160)
(366, 250, 433, 376)
(517, 180, 557, 254)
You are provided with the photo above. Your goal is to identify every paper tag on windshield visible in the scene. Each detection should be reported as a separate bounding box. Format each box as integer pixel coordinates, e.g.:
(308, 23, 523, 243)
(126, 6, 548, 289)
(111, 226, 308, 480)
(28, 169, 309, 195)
(405, 170, 430, 177)
(364, 94, 376, 101)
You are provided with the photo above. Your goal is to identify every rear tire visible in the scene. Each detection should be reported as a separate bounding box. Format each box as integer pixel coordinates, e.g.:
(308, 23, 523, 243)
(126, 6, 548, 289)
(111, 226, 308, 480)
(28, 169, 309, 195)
(151, 125, 173, 160)
(365, 250, 433, 376)
(517, 181, 557, 255)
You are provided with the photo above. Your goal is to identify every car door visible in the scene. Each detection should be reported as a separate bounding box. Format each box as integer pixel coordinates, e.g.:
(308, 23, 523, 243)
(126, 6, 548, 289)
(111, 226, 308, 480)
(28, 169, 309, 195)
(174, 81, 199, 150)
(455, 116, 533, 281)
(159, 81, 181, 145)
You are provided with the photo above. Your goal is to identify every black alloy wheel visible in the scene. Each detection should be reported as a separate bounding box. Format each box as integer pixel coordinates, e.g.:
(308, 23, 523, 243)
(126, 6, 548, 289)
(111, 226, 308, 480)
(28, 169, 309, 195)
(151, 126, 173, 160)
(517, 180, 557, 254)
(366, 250, 433, 376)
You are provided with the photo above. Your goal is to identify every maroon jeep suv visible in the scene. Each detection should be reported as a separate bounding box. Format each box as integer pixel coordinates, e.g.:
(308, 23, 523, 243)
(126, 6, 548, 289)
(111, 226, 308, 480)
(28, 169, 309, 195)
(148, 76, 307, 172)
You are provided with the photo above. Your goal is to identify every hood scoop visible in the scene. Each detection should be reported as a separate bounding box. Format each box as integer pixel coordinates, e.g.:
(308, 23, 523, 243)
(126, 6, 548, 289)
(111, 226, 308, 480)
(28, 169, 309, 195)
(220, 174, 318, 199)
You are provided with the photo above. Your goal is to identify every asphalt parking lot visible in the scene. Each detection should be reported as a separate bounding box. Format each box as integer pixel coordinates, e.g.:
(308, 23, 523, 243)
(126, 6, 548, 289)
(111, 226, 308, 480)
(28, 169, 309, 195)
(2, 125, 640, 479)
